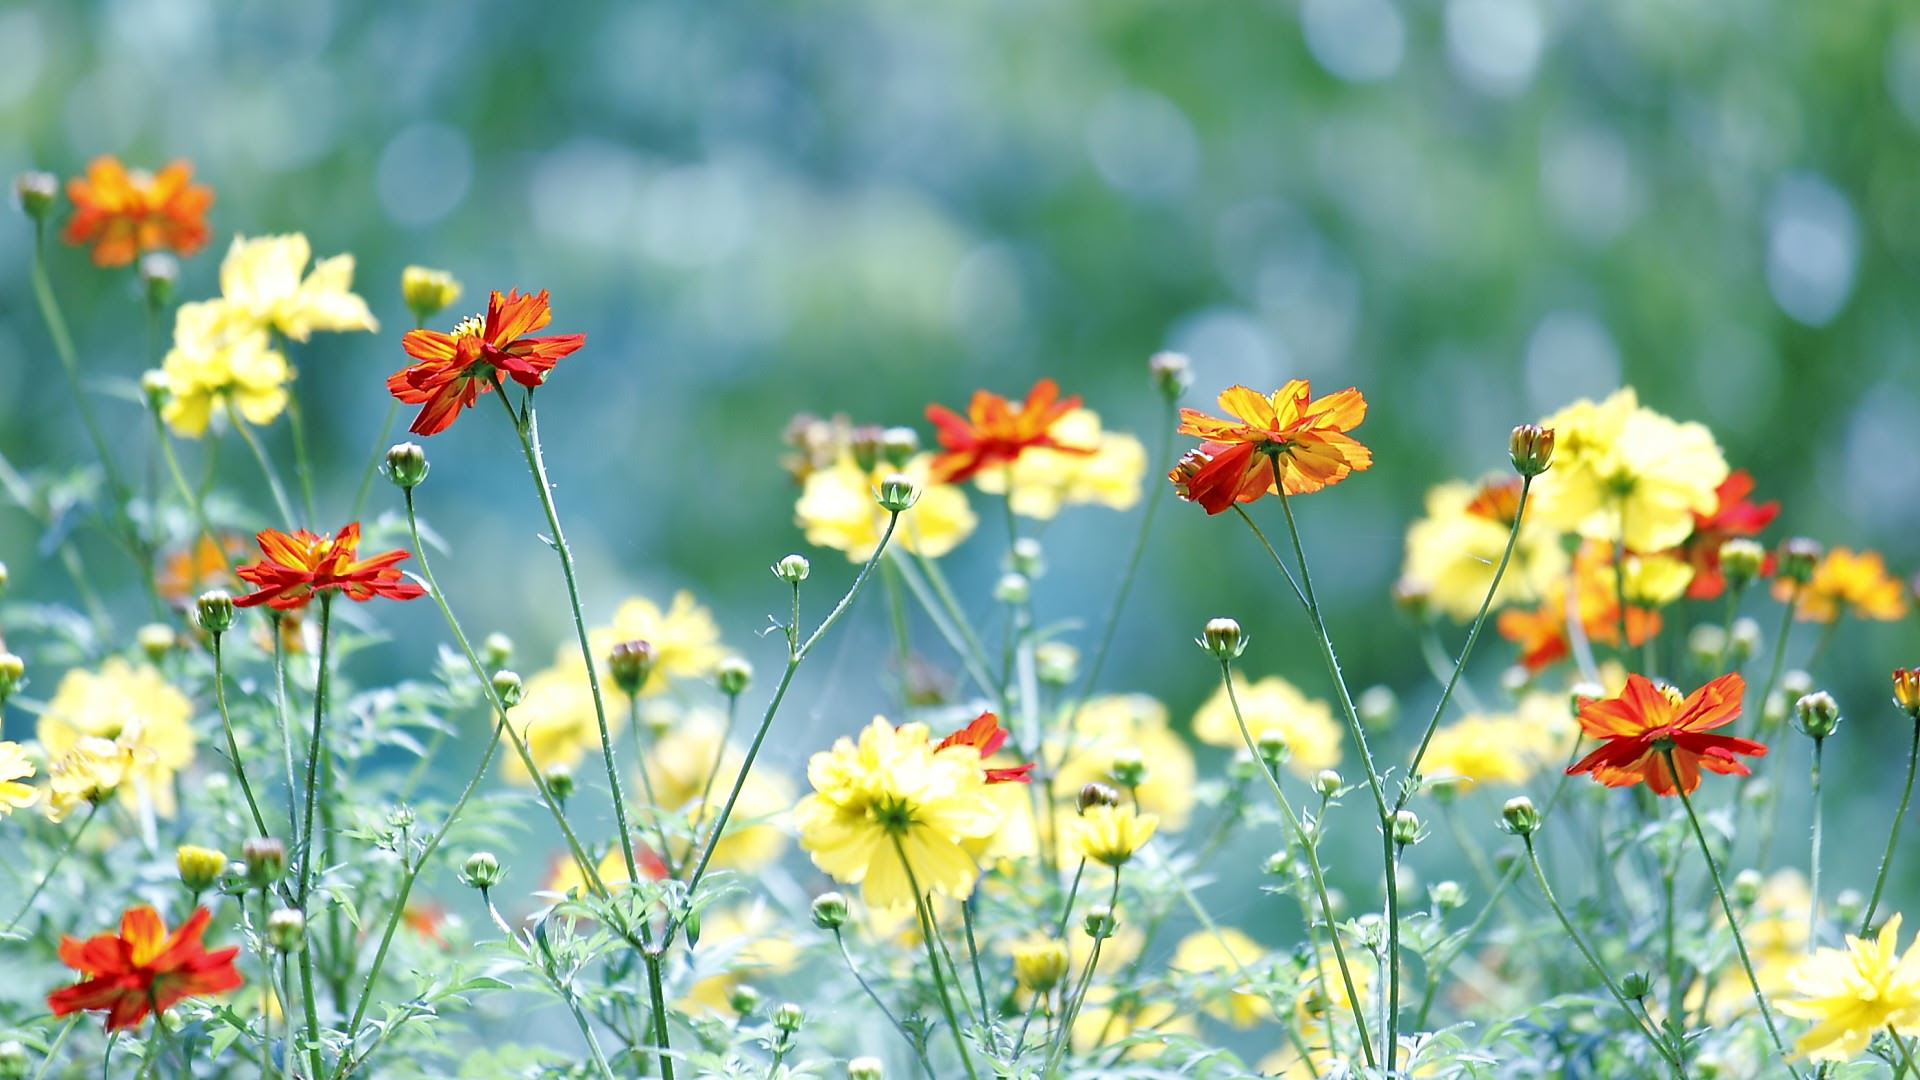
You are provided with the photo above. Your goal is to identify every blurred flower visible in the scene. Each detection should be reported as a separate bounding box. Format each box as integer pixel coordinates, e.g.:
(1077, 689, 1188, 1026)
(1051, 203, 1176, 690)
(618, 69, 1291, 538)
(795, 452, 976, 562)
(641, 709, 792, 871)
(213, 234, 378, 342)
(62, 157, 212, 266)
(972, 408, 1145, 519)
(681, 904, 799, 1015)
(1673, 471, 1779, 599)
(927, 378, 1089, 483)
(1011, 935, 1071, 994)
(1530, 388, 1729, 552)
(1566, 672, 1764, 796)
(1172, 928, 1267, 1027)
(587, 591, 726, 695)
(158, 300, 289, 438)
(1497, 542, 1664, 671)
(46, 906, 242, 1031)
(155, 533, 244, 606)
(402, 902, 450, 947)
(1192, 675, 1342, 777)
(1780, 912, 1920, 1061)
(1687, 870, 1808, 1025)
(933, 711, 1034, 784)
(1051, 695, 1196, 830)
(1419, 714, 1548, 790)
(1600, 551, 1696, 607)
(544, 839, 669, 897)
(502, 658, 606, 784)
(1774, 546, 1908, 623)
(0, 741, 36, 816)
(1172, 381, 1371, 514)
(795, 717, 998, 910)
(38, 658, 193, 817)
(1401, 476, 1568, 621)
(401, 265, 461, 322)
(388, 288, 586, 436)
(44, 738, 133, 821)
(233, 523, 426, 610)
(1071, 803, 1157, 867)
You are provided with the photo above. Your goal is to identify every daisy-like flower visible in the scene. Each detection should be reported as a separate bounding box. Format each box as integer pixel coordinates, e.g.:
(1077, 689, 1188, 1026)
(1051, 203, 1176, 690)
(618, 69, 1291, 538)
(640, 707, 793, 871)
(211, 234, 378, 342)
(1401, 475, 1569, 621)
(387, 288, 586, 436)
(794, 717, 1000, 910)
(1497, 542, 1665, 672)
(46, 906, 243, 1031)
(1530, 388, 1729, 552)
(1775, 546, 1909, 623)
(1420, 714, 1549, 790)
(502, 658, 607, 784)
(233, 523, 427, 611)
(1565, 672, 1765, 796)
(971, 407, 1146, 519)
(0, 740, 37, 816)
(1071, 802, 1157, 867)
(544, 839, 671, 898)
(1172, 381, 1372, 514)
(934, 711, 1035, 784)
(155, 533, 244, 606)
(1191, 675, 1342, 777)
(1673, 470, 1778, 599)
(795, 451, 977, 562)
(157, 299, 290, 438)
(1049, 694, 1197, 830)
(62, 156, 213, 266)
(1172, 927, 1268, 1027)
(44, 737, 135, 822)
(926, 378, 1090, 484)
(38, 658, 194, 817)
(1779, 912, 1920, 1061)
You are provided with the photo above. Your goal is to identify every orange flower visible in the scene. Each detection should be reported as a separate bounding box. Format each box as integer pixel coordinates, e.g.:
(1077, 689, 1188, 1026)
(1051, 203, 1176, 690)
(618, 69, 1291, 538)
(1565, 672, 1765, 796)
(386, 289, 586, 436)
(1497, 543, 1661, 671)
(155, 532, 245, 607)
(234, 523, 427, 611)
(934, 711, 1035, 784)
(46, 906, 243, 1031)
(926, 378, 1088, 483)
(62, 157, 214, 266)
(1774, 546, 1908, 623)
(1674, 471, 1778, 600)
(1171, 382, 1371, 514)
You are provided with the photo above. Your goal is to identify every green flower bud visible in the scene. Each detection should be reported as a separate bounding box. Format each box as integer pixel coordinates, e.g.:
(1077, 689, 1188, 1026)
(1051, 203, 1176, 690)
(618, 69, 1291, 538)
(267, 908, 306, 953)
(1083, 905, 1117, 939)
(1035, 641, 1078, 687)
(879, 427, 919, 468)
(1009, 537, 1045, 577)
(197, 590, 236, 634)
(773, 554, 811, 584)
(1718, 539, 1765, 590)
(461, 851, 502, 889)
(1358, 685, 1397, 731)
(811, 891, 850, 931)
(137, 622, 176, 661)
(544, 763, 575, 802)
(0, 1038, 27, 1080)
(1732, 869, 1763, 907)
(716, 656, 753, 697)
(243, 837, 286, 887)
(1107, 748, 1147, 790)
(1314, 769, 1343, 798)
(385, 442, 429, 490)
(0, 652, 25, 700)
(401, 266, 462, 322)
(1391, 809, 1422, 846)
(1508, 423, 1555, 477)
(1078, 782, 1121, 812)
(849, 426, 886, 472)
(607, 640, 656, 697)
(1198, 617, 1246, 661)
(138, 253, 178, 308)
(848, 1056, 885, 1080)
(1620, 971, 1653, 1000)
(1263, 849, 1291, 876)
(1501, 796, 1540, 837)
(482, 632, 513, 669)
(993, 572, 1030, 606)
(772, 1002, 804, 1032)
(1148, 351, 1191, 399)
(1794, 691, 1841, 740)
(491, 669, 523, 709)
(1255, 728, 1290, 766)
(1430, 880, 1466, 910)
(13, 172, 56, 221)
(875, 474, 919, 513)
(729, 984, 762, 1016)
(1777, 538, 1822, 585)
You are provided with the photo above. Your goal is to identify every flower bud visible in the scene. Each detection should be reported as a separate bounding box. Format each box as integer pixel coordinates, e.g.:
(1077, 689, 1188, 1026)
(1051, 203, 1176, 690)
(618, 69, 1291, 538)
(1078, 782, 1121, 812)
(1313, 769, 1343, 797)
(1687, 624, 1728, 670)
(1391, 577, 1432, 619)
(385, 442, 429, 490)
(461, 851, 502, 890)
(1035, 642, 1078, 687)
(1148, 351, 1192, 399)
(137, 622, 176, 661)
(1198, 617, 1246, 661)
(1895, 669, 1920, 719)
(1107, 748, 1147, 790)
(1728, 618, 1761, 665)
(138, 253, 178, 308)
(849, 426, 887, 472)
(197, 590, 236, 634)
(728, 985, 762, 1016)
(1227, 753, 1259, 782)
(1357, 685, 1397, 731)
(1263, 849, 1292, 876)
(139, 369, 172, 412)
(772, 1002, 804, 1032)
(1255, 728, 1290, 766)
(177, 845, 226, 892)
(811, 891, 850, 930)
(848, 1057, 885, 1080)
(387, 806, 417, 833)
(606, 640, 656, 697)
(1782, 670, 1814, 701)
(716, 656, 753, 697)
(267, 908, 306, 953)
(1835, 888, 1865, 928)
(13, 171, 56, 221)
(491, 669, 523, 708)
(879, 427, 919, 467)
(1508, 424, 1555, 477)
(218, 861, 252, 896)
(243, 837, 286, 887)
(0, 1039, 26, 1080)
(1620, 971, 1653, 1000)
(481, 632, 513, 669)
(544, 763, 575, 801)
(1718, 539, 1765, 590)
(1391, 809, 1422, 846)
(0, 653, 21, 700)
(875, 474, 920, 513)
(1501, 796, 1540, 836)
(773, 553, 811, 584)
(1732, 869, 1763, 907)
(1430, 880, 1466, 910)
(1012, 938, 1071, 994)
(1794, 691, 1841, 740)
(1777, 538, 1822, 585)
(401, 266, 462, 322)
(993, 572, 1030, 606)
(1083, 905, 1117, 939)
(1009, 537, 1045, 578)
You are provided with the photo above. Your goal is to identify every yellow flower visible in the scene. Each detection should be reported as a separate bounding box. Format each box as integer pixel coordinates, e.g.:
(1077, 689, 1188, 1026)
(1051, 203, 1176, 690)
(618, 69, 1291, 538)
(589, 591, 727, 695)
(1069, 985, 1192, 1059)
(44, 737, 134, 821)
(1401, 477, 1569, 621)
(1780, 912, 1920, 1061)
(1051, 694, 1196, 830)
(1531, 388, 1729, 551)
(794, 718, 999, 910)
(1011, 935, 1071, 994)
(159, 300, 290, 438)
(1172, 927, 1268, 1027)
(640, 709, 792, 872)
(1420, 714, 1544, 790)
(795, 452, 976, 562)
(38, 658, 194, 816)
(543, 842, 660, 898)
(1776, 547, 1909, 623)
(972, 408, 1146, 519)
(1191, 675, 1342, 777)
(502, 659, 609, 784)
(681, 904, 800, 1014)
(400, 265, 461, 320)
(214, 233, 378, 341)
(1686, 870, 1807, 1025)
(0, 740, 37, 816)
(1596, 551, 1696, 607)
(1070, 803, 1156, 867)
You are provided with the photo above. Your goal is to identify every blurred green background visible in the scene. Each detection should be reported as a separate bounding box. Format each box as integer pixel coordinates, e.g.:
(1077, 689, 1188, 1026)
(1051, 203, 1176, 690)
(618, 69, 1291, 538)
(4, 0, 1920, 951)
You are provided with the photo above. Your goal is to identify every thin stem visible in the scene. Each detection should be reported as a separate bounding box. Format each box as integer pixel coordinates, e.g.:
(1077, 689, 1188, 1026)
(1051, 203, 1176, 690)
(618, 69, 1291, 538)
(233, 415, 301, 529)
(349, 403, 401, 522)
(271, 617, 301, 843)
(285, 396, 319, 526)
(1809, 737, 1824, 951)
(212, 635, 273, 839)
(1861, 717, 1920, 935)
(891, 835, 980, 1080)
(960, 898, 995, 1052)
(888, 551, 999, 701)
(686, 689, 742, 874)
(1044, 870, 1122, 1073)
(297, 594, 335, 904)
(626, 693, 678, 879)
(4, 804, 99, 931)
(28, 1015, 81, 1080)
(253, 892, 277, 1080)
(835, 930, 937, 1080)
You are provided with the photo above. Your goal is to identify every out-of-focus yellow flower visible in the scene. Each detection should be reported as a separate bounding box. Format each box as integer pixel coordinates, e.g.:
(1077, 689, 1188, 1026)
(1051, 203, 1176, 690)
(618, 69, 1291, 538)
(641, 710, 792, 871)
(502, 659, 609, 784)
(1401, 476, 1569, 621)
(1070, 984, 1192, 1059)
(795, 718, 998, 910)
(972, 408, 1146, 519)
(1011, 934, 1072, 994)
(1531, 388, 1728, 552)
(1052, 694, 1196, 830)
(159, 300, 290, 438)
(400, 265, 461, 321)
(1070, 803, 1156, 867)
(542, 841, 668, 898)
(589, 591, 727, 695)
(1172, 928, 1268, 1027)
(1687, 870, 1807, 1026)
(44, 737, 135, 822)
(795, 452, 977, 562)
(1281, 943, 1377, 1071)
(1418, 714, 1543, 790)
(214, 234, 378, 342)
(1780, 911, 1920, 1062)
(971, 776, 1039, 864)
(38, 658, 194, 816)
(1596, 551, 1696, 607)
(1192, 675, 1341, 777)
(0, 740, 37, 816)
(1775, 547, 1909, 623)
(682, 903, 800, 1014)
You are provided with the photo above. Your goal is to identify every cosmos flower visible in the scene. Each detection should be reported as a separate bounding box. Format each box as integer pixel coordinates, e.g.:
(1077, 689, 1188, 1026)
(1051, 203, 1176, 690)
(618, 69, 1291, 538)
(795, 451, 977, 562)
(37, 658, 194, 817)
(387, 288, 586, 436)
(927, 378, 1089, 484)
(971, 407, 1146, 519)
(46, 906, 243, 1032)
(1673, 470, 1778, 599)
(1775, 546, 1908, 623)
(1529, 388, 1728, 552)
(212, 234, 378, 342)
(1401, 475, 1569, 621)
(1172, 382, 1371, 514)
(62, 156, 213, 266)
(233, 523, 427, 610)
(1565, 672, 1765, 796)
(933, 711, 1034, 784)
(1779, 913, 1920, 1062)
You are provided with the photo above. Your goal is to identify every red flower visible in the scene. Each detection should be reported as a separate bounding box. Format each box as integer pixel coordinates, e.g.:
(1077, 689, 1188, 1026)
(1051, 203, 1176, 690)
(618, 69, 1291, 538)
(387, 289, 586, 436)
(62, 156, 214, 266)
(1172, 381, 1372, 514)
(1565, 672, 1766, 796)
(46, 906, 243, 1031)
(935, 711, 1035, 784)
(926, 378, 1089, 483)
(234, 523, 427, 611)
(1674, 470, 1779, 599)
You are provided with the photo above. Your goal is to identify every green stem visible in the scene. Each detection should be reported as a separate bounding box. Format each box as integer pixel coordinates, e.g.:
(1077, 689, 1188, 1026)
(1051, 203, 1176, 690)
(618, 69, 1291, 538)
(960, 898, 995, 1051)
(685, 687, 742, 877)
(891, 835, 981, 1080)
(1809, 737, 1824, 950)
(296, 594, 335, 905)
(270, 616, 300, 843)
(835, 930, 937, 1080)
(1862, 717, 1920, 934)
(285, 396, 319, 526)
(233, 416, 300, 529)
(1044, 870, 1122, 1073)
(29, 1015, 81, 1080)
(626, 693, 678, 879)
(4, 804, 99, 931)
(212, 635, 273, 839)
(348, 401, 402, 523)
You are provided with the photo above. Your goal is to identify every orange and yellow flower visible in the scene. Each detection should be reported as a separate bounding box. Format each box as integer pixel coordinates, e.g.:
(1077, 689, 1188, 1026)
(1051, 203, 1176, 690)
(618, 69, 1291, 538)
(47, 906, 243, 1031)
(926, 378, 1089, 483)
(1565, 672, 1765, 796)
(62, 156, 213, 266)
(1171, 382, 1371, 514)
(1673, 470, 1778, 599)
(233, 523, 427, 611)
(1497, 543, 1664, 672)
(387, 289, 586, 436)
(933, 711, 1034, 784)
(1775, 546, 1908, 623)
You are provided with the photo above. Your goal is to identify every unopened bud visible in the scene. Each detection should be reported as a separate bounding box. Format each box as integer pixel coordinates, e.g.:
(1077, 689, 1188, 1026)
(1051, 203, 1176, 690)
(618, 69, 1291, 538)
(1035, 642, 1078, 686)
(1835, 889, 1865, 927)
(1430, 880, 1466, 910)
(1728, 618, 1761, 665)
(176, 845, 226, 892)
(1083, 905, 1117, 938)
(1198, 617, 1246, 661)
(1782, 670, 1814, 701)
(1687, 624, 1728, 670)
(1148, 351, 1191, 399)
(544, 763, 575, 802)
(716, 656, 753, 697)
(136, 623, 176, 661)
(401, 266, 462, 322)
(607, 640, 656, 697)
(774, 553, 811, 584)
(1732, 869, 1763, 907)
(0, 1038, 26, 1079)
(138, 253, 178, 307)
(879, 427, 919, 468)
(491, 669, 523, 708)
(1501, 796, 1540, 836)
(1263, 849, 1292, 876)
(848, 1057, 885, 1080)
(1391, 577, 1432, 620)
(267, 909, 306, 953)
(1107, 748, 1147, 790)
(811, 891, 850, 930)
(1358, 685, 1397, 731)
(482, 633, 513, 668)
(140, 369, 171, 410)
(1508, 424, 1555, 477)
(1620, 971, 1653, 1000)
(197, 590, 236, 634)
(1794, 691, 1841, 740)
(461, 851, 502, 889)
(1391, 810, 1422, 846)
(386, 807, 414, 833)
(848, 426, 886, 472)
(13, 171, 56, 221)
(243, 837, 286, 887)
(1570, 682, 1605, 716)
(772, 1002, 804, 1032)
(1255, 728, 1289, 765)
(1078, 782, 1121, 812)
(1009, 537, 1045, 577)
(385, 442, 429, 490)
(875, 474, 920, 513)
(1895, 668, 1920, 719)
(1314, 769, 1343, 797)
(1718, 539, 1765, 590)
(728, 985, 762, 1016)
(1778, 538, 1822, 585)
(994, 572, 1030, 606)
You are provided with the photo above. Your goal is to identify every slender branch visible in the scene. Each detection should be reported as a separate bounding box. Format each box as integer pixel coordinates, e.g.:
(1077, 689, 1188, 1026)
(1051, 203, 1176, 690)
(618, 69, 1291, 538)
(1861, 717, 1920, 935)
(4, 804, 100, 931)
(232, 416, 300, 530)
(891, 835, 981, 1080)
(835, 930, 937, 1080)
(211, 635, 273, 838)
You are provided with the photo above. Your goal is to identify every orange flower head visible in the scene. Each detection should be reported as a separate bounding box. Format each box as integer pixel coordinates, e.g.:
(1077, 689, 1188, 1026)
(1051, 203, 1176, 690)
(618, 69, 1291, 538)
(47, 905, 243, 1031)
(156, 532, 246, 607)
(233, 523, 427, 611)
(926, 378, 1088, 483)
(62, 157, 214, 267)
(1774, 546, 1909, 623)
(1497, 542, 1663, 672)
(1173, 381, 1372, 514)
(1565, 672, 1766, 796)
(387, 289, 586, 436)
(934, 711, 1035, 784)
(1674, 470, 1779, 600)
